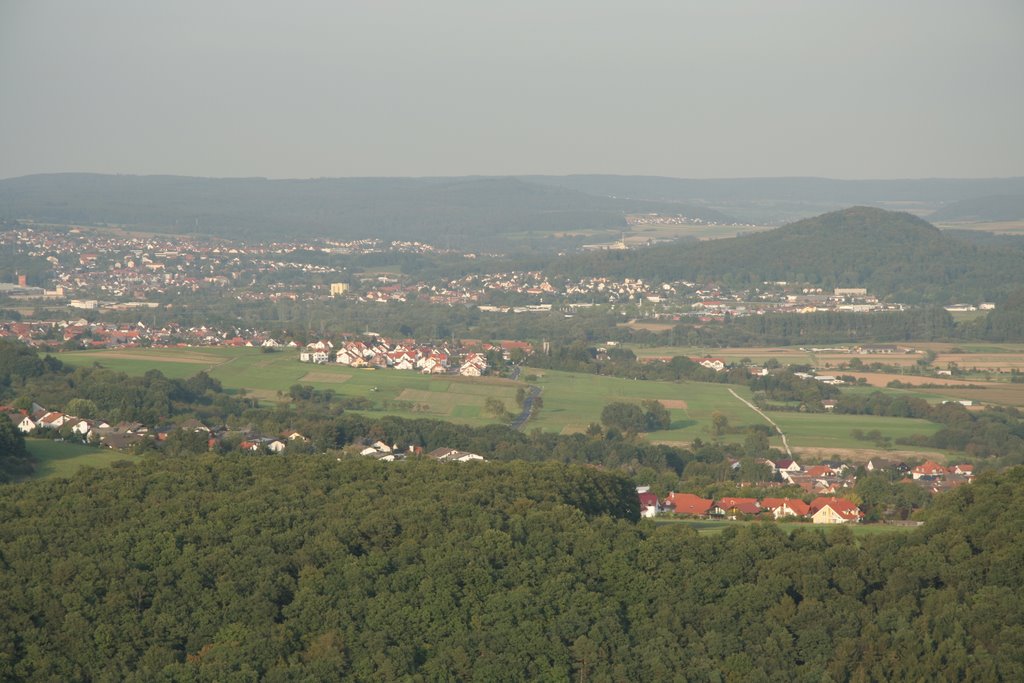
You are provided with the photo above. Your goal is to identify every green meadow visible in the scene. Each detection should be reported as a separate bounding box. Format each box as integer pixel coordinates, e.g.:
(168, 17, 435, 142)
(57, 348, 946, 453)
(24, 439, 132, 480)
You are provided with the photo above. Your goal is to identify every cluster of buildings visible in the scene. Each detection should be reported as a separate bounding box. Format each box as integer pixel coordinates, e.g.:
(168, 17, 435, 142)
(9, 404, 184, 449)
(356, 441, 485, 463)
(7, 399, 493, 464)
(643, 489, 865, 525)
(299, 338, 456, 374)
(637, 454, 977, 522)
(0, 318, 296, 351)
(2, 227, 955, 325)
(298, 337, 533, 377)
(769, 456, 973, 494)
(0, 227, 462, 306)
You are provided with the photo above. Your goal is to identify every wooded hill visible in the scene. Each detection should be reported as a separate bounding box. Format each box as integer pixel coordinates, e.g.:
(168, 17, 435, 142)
(0, 174, 727, 247)
(0, 457, 1021, 680)
(551, 206, 1024, 304)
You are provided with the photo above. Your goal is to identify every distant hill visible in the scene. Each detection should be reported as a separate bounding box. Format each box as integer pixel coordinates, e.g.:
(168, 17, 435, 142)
(0, 173, 729, 246)
(551, 206, 1024, 304)
(929, 194, 1024, 223)
(523, 175, 1024, 224)
(524, 174, 1024, 204)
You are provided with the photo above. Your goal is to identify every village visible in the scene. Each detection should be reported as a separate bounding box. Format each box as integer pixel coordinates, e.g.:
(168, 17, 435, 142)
(5, 400, 493, 464)
(637, 455, 975, 524)
(297, 336, 534, 377)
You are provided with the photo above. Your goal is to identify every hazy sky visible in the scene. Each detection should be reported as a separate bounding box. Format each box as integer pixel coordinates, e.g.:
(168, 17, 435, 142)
(2, 0, 1022, 180)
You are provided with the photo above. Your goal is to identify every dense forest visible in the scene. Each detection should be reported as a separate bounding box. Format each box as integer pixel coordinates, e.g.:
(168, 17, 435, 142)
(550, 207, 1024, 304)
(0, 457, 1021, 680)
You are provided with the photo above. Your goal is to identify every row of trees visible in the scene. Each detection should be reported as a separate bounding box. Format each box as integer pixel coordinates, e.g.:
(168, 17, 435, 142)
(600, 400, 671, 433)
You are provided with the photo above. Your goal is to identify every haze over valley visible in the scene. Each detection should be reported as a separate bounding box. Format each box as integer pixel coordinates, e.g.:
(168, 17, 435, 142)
(1, 2, 1023, 680)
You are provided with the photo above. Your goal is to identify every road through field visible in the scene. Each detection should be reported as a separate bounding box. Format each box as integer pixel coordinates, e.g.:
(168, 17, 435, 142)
(728, 388, 793, 457)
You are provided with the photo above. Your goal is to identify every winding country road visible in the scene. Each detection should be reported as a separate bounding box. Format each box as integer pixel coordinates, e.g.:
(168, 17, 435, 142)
(511, 385, 541, 431)
(727, 388, 793, 457)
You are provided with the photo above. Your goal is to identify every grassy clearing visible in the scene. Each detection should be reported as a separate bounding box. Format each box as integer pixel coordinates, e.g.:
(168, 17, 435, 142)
(25, 439, 131, 480)
(656, 518, 914, 537)
(771, 411, 942, 451)
(524, 369, 755, 442)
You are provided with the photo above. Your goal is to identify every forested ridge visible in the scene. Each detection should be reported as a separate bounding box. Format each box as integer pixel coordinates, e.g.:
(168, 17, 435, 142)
(0, 457, 1021, 681)
(551, 207, 1024, 304)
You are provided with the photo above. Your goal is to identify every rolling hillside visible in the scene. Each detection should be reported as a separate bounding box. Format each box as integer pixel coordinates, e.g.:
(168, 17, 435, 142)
(552, 206, 1024, 304)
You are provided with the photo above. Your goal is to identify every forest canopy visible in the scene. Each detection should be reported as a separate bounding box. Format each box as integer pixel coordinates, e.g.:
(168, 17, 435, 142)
(0, 457, 1021, 681)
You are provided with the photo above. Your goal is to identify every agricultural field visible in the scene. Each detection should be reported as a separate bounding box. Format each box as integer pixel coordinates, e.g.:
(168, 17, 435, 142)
(626, 342, 1024, 407)
(24, 439, 131, 480)
(58, 348, 953, 457)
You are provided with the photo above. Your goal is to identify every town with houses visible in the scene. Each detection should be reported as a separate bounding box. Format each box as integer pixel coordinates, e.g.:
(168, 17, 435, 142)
(2, 225, 992, 322)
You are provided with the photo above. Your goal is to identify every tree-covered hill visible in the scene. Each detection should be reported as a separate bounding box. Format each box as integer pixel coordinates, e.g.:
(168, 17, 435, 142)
(0, 456, 1022, 681)
(552, 206, 1024, 303)
(0, 173, 727, 246)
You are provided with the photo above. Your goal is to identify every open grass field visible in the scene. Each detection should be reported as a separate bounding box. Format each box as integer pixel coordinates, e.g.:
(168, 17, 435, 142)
(524, 368, 759, 443)
(656, 518, 914, 537)
(769, 411, 942, 452)
(626, 343, 1024, 405)
(24, 439, 131, 480)
(57, 348, 951, 455)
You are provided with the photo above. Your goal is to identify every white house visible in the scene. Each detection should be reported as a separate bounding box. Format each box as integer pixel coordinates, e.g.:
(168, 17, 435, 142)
(14, 415, 36, 433)
(459, 363, 482, 377)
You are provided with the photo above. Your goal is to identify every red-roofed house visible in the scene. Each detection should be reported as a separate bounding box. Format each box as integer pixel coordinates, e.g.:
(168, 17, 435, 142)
(912, 461, 948, 480)
(804, 465, 836, 478)
(810, 497, 863, 524)
(37, 412, 70, 429)
(665, 492, 713, 517)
